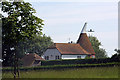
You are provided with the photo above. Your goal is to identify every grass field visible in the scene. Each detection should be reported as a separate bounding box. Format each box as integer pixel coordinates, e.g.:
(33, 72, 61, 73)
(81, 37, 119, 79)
(2, 66, 119, 78)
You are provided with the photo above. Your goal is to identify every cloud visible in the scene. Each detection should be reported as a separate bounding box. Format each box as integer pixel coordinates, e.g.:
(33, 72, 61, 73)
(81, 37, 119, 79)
(34, 3, 117, 27)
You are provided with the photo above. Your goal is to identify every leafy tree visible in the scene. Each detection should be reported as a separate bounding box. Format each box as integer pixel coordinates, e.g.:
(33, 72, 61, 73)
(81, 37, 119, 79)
(2, 1, 44, 78)
(89, 36, 107, 58)
(17, 34, 53, 57)
(114, 49, 120, 54)
(111, 49, 120, 61)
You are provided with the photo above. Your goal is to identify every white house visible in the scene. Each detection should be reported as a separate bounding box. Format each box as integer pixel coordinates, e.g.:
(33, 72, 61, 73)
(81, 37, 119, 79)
(42, 23, 95, 60)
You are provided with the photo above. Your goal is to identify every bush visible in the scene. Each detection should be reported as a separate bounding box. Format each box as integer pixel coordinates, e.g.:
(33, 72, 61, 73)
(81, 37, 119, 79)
(41, 58, 120, 66)
(2, 62, 119, 72)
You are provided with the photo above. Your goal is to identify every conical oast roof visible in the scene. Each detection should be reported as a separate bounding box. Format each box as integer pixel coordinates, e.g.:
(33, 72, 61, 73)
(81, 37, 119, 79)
(77, 23, 95, 55)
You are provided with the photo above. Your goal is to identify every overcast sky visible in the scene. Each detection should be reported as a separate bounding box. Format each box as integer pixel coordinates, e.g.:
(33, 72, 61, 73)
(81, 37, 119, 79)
(25, 0, 118, 57)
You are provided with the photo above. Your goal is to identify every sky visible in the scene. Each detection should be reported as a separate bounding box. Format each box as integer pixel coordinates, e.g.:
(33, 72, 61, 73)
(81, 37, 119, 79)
(24, 0, 119, 57)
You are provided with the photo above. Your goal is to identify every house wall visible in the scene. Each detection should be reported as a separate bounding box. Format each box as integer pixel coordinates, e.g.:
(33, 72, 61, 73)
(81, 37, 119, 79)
(62, 54, 87, 59)
(43, 49, 61, 60)
(43, 49, 88, 60)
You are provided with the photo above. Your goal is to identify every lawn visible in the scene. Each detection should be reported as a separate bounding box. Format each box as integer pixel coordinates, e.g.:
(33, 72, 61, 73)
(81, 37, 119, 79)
(2, 66, 119, 78)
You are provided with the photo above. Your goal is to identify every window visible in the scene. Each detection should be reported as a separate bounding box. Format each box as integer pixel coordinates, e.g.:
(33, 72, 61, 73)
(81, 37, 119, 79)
(58, 56, 59, 59)
(45, 56, 49, 60)
(77, 56, 81, 59)
(55, 55, 60, 60)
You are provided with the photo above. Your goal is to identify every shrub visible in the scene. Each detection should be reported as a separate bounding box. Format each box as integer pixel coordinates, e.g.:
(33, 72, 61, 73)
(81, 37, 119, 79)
(41, 58, 120, 66)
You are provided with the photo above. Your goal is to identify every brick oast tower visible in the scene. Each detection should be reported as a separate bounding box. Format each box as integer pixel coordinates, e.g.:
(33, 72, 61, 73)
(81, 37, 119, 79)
(77, 22, 95, 58)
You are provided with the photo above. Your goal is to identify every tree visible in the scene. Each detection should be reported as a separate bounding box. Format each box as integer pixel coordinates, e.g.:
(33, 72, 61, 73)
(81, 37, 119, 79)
(2, 1, 44, 78)
(114, 49, 120, 54)
(17, 34, 53, 57)
(111, 49, 120, 61)
(89, 36, 107, 58)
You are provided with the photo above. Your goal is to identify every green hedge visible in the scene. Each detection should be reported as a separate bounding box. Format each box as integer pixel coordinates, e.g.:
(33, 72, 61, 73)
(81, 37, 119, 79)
(2, 62, 120, 71)
(41, 58, 120, 66)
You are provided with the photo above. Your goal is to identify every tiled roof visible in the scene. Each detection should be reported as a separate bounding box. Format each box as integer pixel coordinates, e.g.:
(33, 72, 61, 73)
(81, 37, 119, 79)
(47, 23, 95, 55)
(34, 53, 45, 60)
(77, 33, 95, 54)
(21, 53, 45, 66)
(48, 43, 91, 55)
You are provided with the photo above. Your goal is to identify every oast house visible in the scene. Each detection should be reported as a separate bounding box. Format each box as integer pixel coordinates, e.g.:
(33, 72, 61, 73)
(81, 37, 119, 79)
(42, 23, 95, 60)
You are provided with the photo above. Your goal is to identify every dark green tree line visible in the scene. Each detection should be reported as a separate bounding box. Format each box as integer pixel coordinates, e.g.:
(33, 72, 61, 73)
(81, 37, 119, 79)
(17, 34, 53, 57)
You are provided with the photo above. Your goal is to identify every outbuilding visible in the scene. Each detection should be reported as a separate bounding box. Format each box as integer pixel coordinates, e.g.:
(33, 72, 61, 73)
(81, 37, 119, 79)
(21, 53, 45, 67)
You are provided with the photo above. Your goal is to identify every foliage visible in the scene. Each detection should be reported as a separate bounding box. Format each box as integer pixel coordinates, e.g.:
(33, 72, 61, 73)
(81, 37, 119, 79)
(17, 34, 53, 56)
(111, 49, 120, 61)
(2, 62, 119, 72)
(114, 49, 120, 54)
(2, 1, 44, 66)
(41, 58, 120, 66)
(88, 36, 107, 58)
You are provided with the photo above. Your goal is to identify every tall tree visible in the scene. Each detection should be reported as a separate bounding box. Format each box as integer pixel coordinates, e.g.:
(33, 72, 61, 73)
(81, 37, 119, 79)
(2, 1, 44, 78)
(17, 34, 53, 57)
(89, 36, 107, 58)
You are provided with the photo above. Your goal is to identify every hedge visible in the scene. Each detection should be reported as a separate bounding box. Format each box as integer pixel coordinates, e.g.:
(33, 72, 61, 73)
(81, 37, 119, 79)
(41, 58, 120, 66)
(2, 62, 120, 72)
